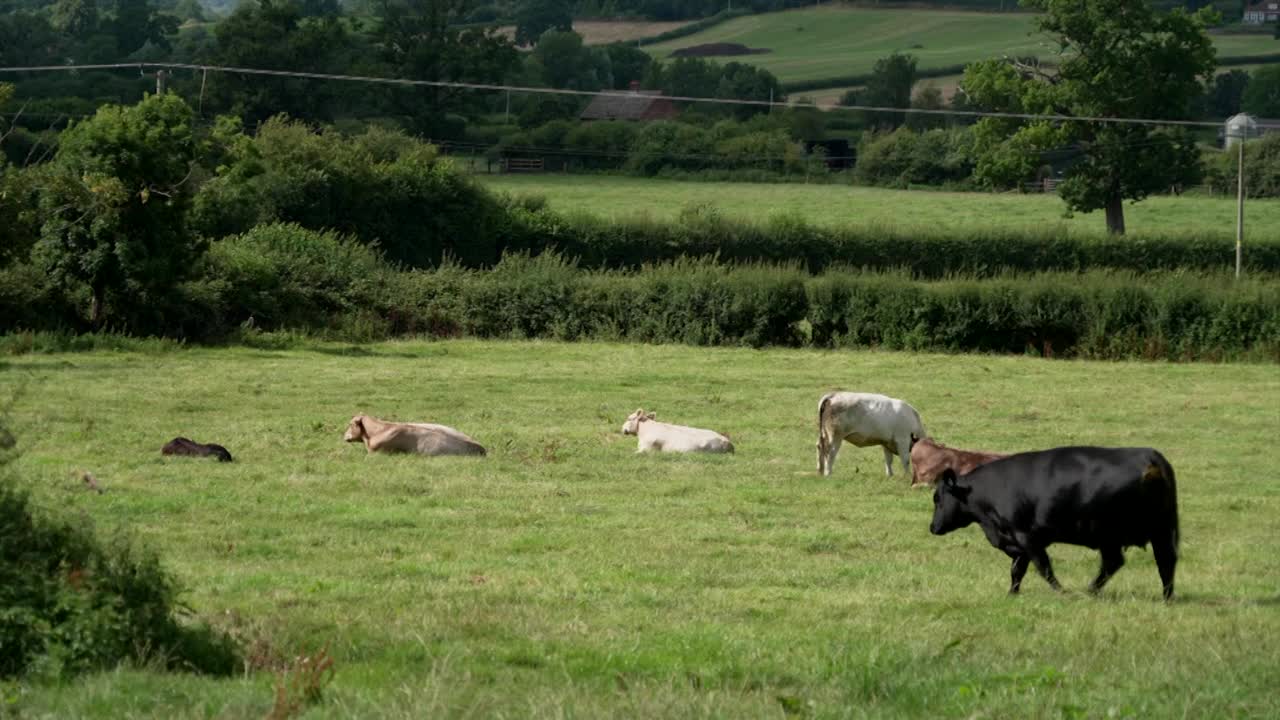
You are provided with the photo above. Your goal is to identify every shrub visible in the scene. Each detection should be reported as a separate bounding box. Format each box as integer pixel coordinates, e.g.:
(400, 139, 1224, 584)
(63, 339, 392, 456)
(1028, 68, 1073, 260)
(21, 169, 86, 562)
(192, 120, 511, 268)
(0, 418, 237, 679)
(202, 223, 388, 331)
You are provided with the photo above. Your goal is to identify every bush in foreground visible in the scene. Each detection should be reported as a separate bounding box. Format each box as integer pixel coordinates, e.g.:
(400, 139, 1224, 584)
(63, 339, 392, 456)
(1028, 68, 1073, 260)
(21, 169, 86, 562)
(0, 417, 238, 679)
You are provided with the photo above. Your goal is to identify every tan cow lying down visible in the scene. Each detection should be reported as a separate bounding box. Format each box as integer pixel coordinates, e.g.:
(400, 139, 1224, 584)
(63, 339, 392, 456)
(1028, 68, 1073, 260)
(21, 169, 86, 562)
(909, 435, 1006, 487)
(344, 415, 486, 456)
(621, 409, 734, 454)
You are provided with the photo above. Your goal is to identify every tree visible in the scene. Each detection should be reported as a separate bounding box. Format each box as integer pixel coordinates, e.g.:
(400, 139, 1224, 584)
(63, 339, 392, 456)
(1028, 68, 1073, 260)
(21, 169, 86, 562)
(906, 83, 946, 130)
(604, 42, 652, 90)
(1242, 65, 1280, 118)
(210, 0, 352, 124)
(530, 30, 611, 90)
(374, 0, 520, 138)
(112, 0, 177, 56)
(514, 0, 573, 47)
(1205, 69, 1250, 119)
(33, 94, 199, 326)
(962, 0, 1217, 234)
(861, 52, 917, 130)
(51, 0, 98, 39)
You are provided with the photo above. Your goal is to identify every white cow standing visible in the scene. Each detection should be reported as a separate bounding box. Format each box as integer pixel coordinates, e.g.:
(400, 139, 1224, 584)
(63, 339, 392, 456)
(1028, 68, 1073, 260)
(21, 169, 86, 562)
(816, 392, 926, 477)
(621, 409, 735, 454)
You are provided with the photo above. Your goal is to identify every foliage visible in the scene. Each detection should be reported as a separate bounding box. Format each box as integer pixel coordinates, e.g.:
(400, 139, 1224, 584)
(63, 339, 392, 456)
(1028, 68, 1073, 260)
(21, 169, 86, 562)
(111, 0, 177, 56)
(646, 57, 783, 119)
(192, 118, 512, 268)
(208, 0, 354, 125)
(529, 30, 612, 91)
(0, 413, 238, 679)
(201, 222, 386, 331)
(603, 43, 653, 90)
(857, 52, 918, 130)
(1206, 133, 1280, 198)
(32, 93, 199, 327)
(374, 0, 521, 139)
(513, 0, 572, 47)
(961, 0, 1218, 234)
(1241, 65, 1280, 118)
(854, 127, 976, 188)
(1203, 69, 1250, 119)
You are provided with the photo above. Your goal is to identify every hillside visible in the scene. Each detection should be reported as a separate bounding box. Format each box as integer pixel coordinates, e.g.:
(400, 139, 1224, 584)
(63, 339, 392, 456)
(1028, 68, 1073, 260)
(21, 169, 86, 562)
(645, 7, 1280, 89)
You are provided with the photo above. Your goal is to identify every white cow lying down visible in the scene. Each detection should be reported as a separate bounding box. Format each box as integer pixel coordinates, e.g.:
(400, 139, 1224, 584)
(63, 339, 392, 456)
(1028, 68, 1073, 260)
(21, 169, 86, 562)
(621, 409, 734, 454)
(344, 414, 487, 456)
(817, 392, 926, 477)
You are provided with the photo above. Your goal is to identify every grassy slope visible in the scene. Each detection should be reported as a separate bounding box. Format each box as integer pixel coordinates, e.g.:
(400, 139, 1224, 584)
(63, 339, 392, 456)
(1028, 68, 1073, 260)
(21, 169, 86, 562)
(645, 7, 1280, 86)
(478, 174, 1280, 238)
(4, 340, 1279, 717)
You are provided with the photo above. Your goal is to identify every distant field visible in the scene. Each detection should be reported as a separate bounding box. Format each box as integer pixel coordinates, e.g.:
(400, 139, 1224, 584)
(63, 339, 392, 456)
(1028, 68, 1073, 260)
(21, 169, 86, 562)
(646, 7, 1280, 87)
(5, 340, 1280, 717)
(477, 174, 1280, 238)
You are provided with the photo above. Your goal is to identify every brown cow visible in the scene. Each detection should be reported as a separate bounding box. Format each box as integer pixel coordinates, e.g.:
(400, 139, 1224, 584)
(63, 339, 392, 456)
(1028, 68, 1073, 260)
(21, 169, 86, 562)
(343, 415, 487, 457)
(909, 435, 1005, 487)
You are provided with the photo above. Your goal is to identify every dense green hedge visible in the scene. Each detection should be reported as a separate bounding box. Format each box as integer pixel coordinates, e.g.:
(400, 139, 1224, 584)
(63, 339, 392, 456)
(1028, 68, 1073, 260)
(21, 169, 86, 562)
(4, 225, 1276, 361)
(503, 205, 1280, 276)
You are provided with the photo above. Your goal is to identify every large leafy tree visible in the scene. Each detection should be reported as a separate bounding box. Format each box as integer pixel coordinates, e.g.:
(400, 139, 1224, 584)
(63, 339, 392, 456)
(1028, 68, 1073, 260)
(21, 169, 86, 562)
(112, 0, 178, 56)
(1242, 65, 1280, 118)
(374, 0, 520, 138)
(514, 0, 573, 47)
(33, 94, 199, 326)
(210, 0, 352, 124)
(963, 0, 1217, 234)
(859, 52, 918, 130)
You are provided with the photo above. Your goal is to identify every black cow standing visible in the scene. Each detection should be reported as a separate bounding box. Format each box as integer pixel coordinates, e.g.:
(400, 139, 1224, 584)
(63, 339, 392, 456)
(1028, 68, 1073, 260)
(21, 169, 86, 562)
(929, 446, 1179, 601)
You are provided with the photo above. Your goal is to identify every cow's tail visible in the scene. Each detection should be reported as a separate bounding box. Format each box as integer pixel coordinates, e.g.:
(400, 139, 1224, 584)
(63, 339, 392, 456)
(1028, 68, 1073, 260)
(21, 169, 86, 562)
(1149, 450, 1179, 555)
(817, 393, 834, 474)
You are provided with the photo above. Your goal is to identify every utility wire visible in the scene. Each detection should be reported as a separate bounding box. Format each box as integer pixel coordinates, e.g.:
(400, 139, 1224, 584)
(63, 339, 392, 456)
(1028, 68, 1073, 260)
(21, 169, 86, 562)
(1, 61, 1273, 129)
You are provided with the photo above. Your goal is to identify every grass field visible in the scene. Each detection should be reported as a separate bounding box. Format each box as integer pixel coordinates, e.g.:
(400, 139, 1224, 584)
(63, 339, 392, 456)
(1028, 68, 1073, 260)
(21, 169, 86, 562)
(3, 340, 1279, 717)
(644, 7, 1280, 86)
(478, 174, 1280, 238)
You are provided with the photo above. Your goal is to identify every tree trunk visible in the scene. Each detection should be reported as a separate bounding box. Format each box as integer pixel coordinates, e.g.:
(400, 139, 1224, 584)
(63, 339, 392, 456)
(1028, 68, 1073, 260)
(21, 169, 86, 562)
(1105, 194, 1125, 235)
(89, 287, 104, 328)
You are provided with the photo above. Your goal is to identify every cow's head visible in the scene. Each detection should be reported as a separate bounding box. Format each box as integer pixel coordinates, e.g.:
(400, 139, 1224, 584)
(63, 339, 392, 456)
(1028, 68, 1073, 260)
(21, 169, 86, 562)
(343, 415, 368, 443)
(930, 469, 975, 535)
(910, 437, 950, 488)
(621, 409, 655, 435)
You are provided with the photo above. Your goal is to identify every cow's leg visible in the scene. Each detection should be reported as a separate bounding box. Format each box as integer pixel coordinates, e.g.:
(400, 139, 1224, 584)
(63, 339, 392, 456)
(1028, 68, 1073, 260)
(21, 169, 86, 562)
(882, 447, 895, 477)
(1152, 535, 1177, 602)
(821, 438, 841, 477)
(895, 433, 913, 477)
(1088, 547, 1126, 595)
(1028, 546, 1063, 592)
(1008, 553, 1030, 595)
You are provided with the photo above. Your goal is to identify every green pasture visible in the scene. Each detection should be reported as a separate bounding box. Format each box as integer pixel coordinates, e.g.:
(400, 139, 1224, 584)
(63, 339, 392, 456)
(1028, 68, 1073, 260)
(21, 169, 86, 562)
(644, 7, 1280, 86)
(3, 340, 1278, 717)
(478, 174, 1280, 238)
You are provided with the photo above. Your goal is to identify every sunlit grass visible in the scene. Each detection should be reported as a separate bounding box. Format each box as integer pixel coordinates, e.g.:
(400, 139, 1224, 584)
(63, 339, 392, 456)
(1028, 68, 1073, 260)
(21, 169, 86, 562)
(478, 174, 1280, 239)
(3, 339, 1278, 717)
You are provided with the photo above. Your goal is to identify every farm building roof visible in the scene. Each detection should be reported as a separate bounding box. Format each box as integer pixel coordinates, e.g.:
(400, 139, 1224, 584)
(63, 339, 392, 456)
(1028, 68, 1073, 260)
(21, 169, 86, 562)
(580, 87, 678, 121)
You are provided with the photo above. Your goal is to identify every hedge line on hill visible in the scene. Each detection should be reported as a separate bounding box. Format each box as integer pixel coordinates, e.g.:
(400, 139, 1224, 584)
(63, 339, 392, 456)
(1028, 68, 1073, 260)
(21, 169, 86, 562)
(505, 204, 1280, 277)
(6, 225, 1275, 361)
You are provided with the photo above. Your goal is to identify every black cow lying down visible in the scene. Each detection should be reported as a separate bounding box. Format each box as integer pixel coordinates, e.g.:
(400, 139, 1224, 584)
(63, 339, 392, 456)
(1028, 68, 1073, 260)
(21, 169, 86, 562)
(162, 437, 233, 463)
(930, 446, 1179, 600)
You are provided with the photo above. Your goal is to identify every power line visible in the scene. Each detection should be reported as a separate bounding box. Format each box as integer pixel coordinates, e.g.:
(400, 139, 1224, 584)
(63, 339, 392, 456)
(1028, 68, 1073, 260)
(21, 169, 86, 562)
(0, 61, 1269, 129)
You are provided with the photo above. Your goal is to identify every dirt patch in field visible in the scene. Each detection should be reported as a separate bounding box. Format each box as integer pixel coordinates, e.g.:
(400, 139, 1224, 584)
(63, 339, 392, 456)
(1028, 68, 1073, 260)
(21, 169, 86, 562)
(670, 42, 772, 58)
(495, 20, 690, 46)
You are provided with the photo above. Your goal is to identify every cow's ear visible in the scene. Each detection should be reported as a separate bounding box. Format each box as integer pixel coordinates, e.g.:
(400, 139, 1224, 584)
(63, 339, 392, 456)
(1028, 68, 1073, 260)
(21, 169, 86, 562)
(910, 433, 920, 450)
(645, 412, 655, 420)
(940, 468, 958, 489)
